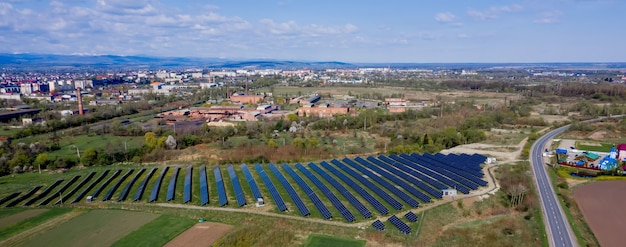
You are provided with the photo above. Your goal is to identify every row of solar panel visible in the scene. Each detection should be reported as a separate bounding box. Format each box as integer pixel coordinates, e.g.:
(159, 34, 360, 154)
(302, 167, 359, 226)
(371, 212, 416, 234)
(2, 153, 486, 223)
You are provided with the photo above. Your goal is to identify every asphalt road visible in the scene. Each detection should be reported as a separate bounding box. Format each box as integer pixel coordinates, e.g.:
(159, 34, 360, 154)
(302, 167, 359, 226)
(530, 125, 576, 247)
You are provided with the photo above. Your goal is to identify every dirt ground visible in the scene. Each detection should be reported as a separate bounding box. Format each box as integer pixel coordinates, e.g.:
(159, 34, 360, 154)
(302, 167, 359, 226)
(0, 209, 48, 229)
(164, 222, 233, 247)
(573, 181, 626, 247)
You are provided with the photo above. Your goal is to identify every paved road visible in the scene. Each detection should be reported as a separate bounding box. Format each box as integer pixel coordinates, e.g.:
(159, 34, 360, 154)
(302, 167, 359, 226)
(530, 124, 576, 247)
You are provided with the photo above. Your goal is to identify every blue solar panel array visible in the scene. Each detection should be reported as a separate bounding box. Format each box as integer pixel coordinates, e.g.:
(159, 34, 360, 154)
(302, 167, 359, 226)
(241, 164, 262, 200)
(6, 186, 42, 207)
(72, 170, 109, 203)
(366, 156, 442, 199)
(60, 171, 95, 205)
(103, 169, 134, 201)
(134, 168, 157, 201)
(282, 164, 331, 219)
(214, 166, 228, 207)
(92, 170, 121, 199)
(405, 211, 418, 222)
(388, 215, 412, 234)
(330, 159, 404, 210)
(425, 153, 488, 186)
(420, 153, 485, 187)
(295, 163, 355, 222)
(318, 161, 388, 215)
(166, 167, 181, 202)
(227, 165, 247, 207)
(24, 179, 64, 206)
(199, 165, 209, 206)
(372, 220, 385, 231)
(403, 154, 474, 193)
(183, 166, 193, 203)
(149, 166, 169, 202)
(39, 176, 80, 206)
(118, 168, 145, 202)
(392, 154, 470, 194)
(353, 157, 430, 204)
(254, 164, 287, 212)
(268, 164, 310, 216)
(308, 163, 372, 218)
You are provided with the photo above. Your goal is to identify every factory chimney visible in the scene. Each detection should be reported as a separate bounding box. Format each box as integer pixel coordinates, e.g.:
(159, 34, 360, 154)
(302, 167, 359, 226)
(76, 87, 84, 115)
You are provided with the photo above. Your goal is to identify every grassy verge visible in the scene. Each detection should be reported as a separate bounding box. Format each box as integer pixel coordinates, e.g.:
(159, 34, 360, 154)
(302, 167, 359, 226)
(0, 208, 72, 241)
(112, 214, 195, 247)
(547, 167, 599, 246)
(302, 234, 365, 247)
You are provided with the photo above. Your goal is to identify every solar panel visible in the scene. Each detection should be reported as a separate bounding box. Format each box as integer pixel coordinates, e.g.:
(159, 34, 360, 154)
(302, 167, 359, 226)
(402, 154, 473, 193)
(268, 164, 310, 216)
(282, 164, 332, 219)
(388, 215, 412, 234)
(404, 211, 418, 222)
(166, 167, 181, 202)
(117, 168, 145, 202)
(214, 165, 228, 207)
(199, 165, 209, 206)
(365, 156, 442, 199)
(318, 161, 388, 215)
(91, 170, 121, 199)
(39, 175, 81, 206)
(6, 186, 42, 207)
(103, 169, 134, 201)
(72, 170, 109, 203)
(254, 164, 287, 212)
(0, 192, 21, 206)
(372, 220, 385, 231)
(308, 163, 372, 218)
(240, 164, 263, 200)
(330, 159, 404, 210)
(133, 168, 157, 201)
(183, 166, 193, 203)
(149, 166, 170, 202)
(58, 171, 95, 205)
(353, 157, 429, 204)
(227, 165, 247, 207)
(24, 179, 64, 206)
(296, 163, 355, 222)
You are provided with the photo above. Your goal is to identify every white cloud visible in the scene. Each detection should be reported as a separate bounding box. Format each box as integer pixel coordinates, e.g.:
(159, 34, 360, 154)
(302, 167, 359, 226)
(259, 19, 358, 37)
(468, 4, 524, 21)
(435, 12, 457, 23)
(534, 11, 563, 24)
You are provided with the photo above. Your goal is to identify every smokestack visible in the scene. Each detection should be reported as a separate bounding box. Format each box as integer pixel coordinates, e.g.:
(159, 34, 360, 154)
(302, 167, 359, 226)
(245, 76, 249, 95)
(77, 87, 84, 115)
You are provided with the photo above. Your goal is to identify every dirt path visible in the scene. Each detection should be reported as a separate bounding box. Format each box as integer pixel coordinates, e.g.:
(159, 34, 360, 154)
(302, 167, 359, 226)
(0, 210, 85, 247)
(165, 222, 233, 247)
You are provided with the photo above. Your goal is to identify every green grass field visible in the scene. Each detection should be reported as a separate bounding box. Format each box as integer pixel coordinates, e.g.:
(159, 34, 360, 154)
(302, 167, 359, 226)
(0, 208, 72, 241)
(302, 234, 365, 247)
(48, 134, 144, 159)
(112, 214, 195, 247)
(19, 209, 158, 247)
(576, 142, 614, 152)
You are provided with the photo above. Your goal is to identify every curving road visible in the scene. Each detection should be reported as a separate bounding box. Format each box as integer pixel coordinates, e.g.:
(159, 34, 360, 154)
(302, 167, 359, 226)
(530, 124, 576, 247)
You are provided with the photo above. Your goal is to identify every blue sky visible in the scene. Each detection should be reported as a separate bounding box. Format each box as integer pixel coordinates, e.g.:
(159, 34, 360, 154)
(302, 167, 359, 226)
(0, 0, 623, 62)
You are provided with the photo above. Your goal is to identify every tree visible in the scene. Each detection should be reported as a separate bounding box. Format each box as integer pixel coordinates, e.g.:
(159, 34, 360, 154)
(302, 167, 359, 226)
(80, 147, 98, 166)
(165, 135, 177, 149)
(267, 139, 278, 149)
(144, 132, 158, 150)
(292, 137, 305, 150)
(34, 153, 50, 170)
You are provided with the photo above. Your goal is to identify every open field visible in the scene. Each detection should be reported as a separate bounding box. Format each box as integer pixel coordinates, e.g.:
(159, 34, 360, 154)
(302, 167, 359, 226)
(44, 134, 143, 159)
(573, 181, 626, 247)
(0, 209, 47, 229)
(164, 222, 233, 247)
(0, 208, 72, 241)
(575, 141, 614, 152)
(113, 214, 196, 247)
(19, 210, 157, 247)
(302, 234, 365, 247)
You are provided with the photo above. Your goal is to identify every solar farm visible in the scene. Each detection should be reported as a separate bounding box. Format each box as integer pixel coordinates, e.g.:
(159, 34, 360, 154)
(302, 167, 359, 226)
(0, 152, 488, 235)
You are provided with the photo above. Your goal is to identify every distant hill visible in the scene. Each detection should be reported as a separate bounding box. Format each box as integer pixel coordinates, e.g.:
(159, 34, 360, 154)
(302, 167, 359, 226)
(0, 54, 354, 70)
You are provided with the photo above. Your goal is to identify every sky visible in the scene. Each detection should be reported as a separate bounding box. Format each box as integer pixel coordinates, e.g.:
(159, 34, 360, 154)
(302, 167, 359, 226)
(0, 0, 624, 63)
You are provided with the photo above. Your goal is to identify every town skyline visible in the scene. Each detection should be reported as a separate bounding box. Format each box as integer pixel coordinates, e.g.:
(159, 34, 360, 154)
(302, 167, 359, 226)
(1, 0, 624, 63)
